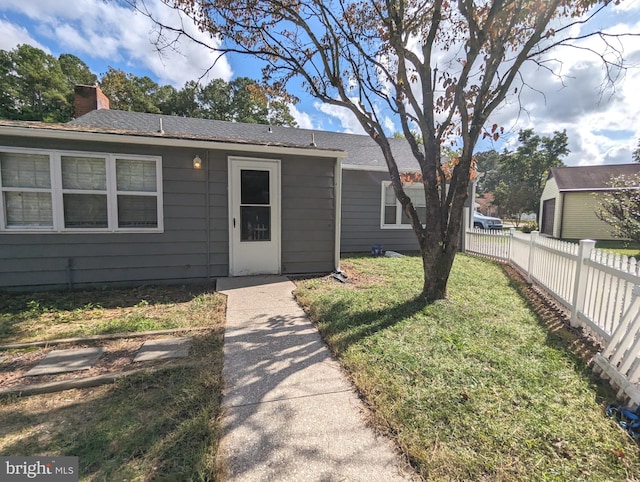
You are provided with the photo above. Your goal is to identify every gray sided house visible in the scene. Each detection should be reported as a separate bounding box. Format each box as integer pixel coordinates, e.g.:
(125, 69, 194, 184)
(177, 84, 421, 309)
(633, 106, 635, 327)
(539, 163, 640, 240)
(71, 109, 429, 254)
(0, 87, 468, 290)
(0, 115, 342, 290)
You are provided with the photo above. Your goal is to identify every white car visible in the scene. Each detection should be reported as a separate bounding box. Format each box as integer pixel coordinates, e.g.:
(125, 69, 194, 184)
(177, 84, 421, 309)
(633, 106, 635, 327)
(473, 212, 503, 230)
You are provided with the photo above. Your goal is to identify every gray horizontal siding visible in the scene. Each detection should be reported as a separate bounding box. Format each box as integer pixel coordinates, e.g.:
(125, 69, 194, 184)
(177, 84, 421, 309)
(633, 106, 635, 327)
(340, 170, 419, 253)
(0, 135, 338, 289)
(281, 155, 336, 274)
(2, 241, 206, 259)
(0, 137, 227, 289)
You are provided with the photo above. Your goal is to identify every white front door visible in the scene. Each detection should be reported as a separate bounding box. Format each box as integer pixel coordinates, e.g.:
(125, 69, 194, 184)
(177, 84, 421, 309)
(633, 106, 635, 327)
(228, 157, 281, 276)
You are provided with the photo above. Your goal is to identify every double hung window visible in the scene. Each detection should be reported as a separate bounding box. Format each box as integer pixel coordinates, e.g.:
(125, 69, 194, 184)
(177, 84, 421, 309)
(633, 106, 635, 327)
(0, 147, 162, 232)
(381, 181, 427, 228)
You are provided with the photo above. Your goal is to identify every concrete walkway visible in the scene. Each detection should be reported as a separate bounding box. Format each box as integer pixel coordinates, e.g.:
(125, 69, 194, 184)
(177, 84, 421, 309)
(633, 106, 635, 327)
(217, 276, 415, 481)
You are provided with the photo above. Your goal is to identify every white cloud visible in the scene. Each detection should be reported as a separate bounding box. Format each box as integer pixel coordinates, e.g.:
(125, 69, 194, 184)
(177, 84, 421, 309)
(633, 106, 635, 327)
(288, 103, 315, 129)
(603, 144, 634, 164)
(314, 102, 366, 134)
(383, 115, 396, 134)
(0, 18, 49, 52)
(483, 9, 640, 166)
(613, 0, 640, 13)
(0, 0, 232, 86)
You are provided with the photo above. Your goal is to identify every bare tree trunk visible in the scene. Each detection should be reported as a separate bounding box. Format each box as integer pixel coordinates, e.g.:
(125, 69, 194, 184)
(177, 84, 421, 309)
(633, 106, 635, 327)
(415, 215, 461, 303)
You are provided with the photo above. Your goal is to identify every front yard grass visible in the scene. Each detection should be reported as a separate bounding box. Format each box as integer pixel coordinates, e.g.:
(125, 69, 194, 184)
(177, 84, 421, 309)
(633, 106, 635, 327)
(596, 240, 640, 260)
(0, 285, 225, 481)
(0, 284, 224, 343)
(295, 254, 640, 481)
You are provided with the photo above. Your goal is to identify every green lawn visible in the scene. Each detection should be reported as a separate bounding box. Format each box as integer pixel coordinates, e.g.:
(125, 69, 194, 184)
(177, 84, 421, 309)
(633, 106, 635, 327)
(596, 241, 640, 259)
(0, 285, 224, 343)
(295, 254, 640, 481)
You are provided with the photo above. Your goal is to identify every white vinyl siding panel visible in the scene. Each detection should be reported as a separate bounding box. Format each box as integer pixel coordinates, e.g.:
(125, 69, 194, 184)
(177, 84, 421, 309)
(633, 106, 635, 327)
(561, 192, 617, 240)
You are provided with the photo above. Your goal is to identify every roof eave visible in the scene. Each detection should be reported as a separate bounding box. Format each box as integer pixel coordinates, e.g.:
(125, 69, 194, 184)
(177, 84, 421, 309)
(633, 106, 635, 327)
(559, 187, 640, 192)
(0, 124, 346, 159)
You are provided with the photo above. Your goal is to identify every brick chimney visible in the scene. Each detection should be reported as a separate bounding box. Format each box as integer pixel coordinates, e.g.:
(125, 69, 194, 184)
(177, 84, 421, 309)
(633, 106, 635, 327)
(74, 84, 110, 118)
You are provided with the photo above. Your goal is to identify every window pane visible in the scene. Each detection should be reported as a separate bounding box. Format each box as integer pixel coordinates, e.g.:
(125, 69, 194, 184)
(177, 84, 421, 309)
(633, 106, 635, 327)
(401, 206, 426, 225)
(241, 170, 269, 205)
(384, 184, 396, 204)
(118, 195, 157, 228)
(406, 184, 426, 207)
(384, 205, 396, 225)
(241, 206, 270, 241)
(63, 194, 108, 228)
(5, 192, 52, 227)
(116, 159, 157, 192)
(1, 152, 50, 188)
(62, 156, 106, 190)
(418, 207, 427, 223)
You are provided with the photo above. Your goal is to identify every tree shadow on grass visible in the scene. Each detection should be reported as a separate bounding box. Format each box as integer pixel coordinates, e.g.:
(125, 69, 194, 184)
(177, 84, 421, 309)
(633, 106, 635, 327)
(299, 292, 427, 353)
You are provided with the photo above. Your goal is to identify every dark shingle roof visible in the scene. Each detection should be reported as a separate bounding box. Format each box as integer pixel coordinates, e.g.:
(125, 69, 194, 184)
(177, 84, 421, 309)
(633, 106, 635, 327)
(70, 109, 420, 171)
(550, 164, 640, 191)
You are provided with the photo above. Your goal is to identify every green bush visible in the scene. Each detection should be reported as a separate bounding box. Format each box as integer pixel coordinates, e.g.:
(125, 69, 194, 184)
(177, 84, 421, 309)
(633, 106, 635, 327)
(521, 221, 538, 233)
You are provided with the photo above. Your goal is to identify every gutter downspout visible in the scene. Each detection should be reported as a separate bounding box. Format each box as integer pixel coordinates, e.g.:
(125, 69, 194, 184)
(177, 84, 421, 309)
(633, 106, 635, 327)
(334, 157, 343, 272)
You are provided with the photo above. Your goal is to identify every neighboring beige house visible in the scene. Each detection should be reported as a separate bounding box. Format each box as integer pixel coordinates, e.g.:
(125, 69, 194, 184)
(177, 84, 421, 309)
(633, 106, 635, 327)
(539, 164, 640, 240)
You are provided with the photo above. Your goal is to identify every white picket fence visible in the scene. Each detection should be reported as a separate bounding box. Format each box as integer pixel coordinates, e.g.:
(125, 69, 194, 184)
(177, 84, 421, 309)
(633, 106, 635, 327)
(465, 228, 640, 407)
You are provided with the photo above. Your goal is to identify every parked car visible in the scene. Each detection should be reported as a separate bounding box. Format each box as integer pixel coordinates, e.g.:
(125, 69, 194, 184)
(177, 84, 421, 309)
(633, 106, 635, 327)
(473, 212, 504, 230)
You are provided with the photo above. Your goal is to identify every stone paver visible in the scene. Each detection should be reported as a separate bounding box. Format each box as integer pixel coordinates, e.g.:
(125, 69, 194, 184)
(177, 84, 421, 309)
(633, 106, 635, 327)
(25, 347, 105, 376)
(133, 337, 192, 363)
(217, 275, 415, 481)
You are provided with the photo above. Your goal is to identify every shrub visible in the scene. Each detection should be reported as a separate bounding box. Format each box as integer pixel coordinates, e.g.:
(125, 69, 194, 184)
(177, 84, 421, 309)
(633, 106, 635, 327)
(521, 221, 538, 233)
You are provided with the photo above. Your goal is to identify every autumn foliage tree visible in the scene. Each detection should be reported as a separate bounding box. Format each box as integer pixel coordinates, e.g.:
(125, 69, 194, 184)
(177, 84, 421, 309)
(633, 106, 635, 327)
(144, 0, 628, 302)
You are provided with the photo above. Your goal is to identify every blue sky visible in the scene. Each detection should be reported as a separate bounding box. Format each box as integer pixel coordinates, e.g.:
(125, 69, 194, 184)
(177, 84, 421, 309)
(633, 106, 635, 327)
(1, 0, 639, 166)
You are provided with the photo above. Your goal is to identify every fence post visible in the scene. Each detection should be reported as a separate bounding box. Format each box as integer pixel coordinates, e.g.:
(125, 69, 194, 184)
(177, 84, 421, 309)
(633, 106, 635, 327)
(570, 239, 596, 328)
(508, 228, 516, 264)
(461, 207, 469, 253)
(526, 231, 539, 282)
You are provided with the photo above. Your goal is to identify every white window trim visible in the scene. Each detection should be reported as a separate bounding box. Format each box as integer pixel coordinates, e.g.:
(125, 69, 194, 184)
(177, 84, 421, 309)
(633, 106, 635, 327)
(0, 146, 163, 233)
(380, 181, 415, 230)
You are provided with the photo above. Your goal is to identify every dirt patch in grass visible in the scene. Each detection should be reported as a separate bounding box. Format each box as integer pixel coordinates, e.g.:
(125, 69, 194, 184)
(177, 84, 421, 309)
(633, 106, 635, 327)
(0, 333, 202, 391)
(0, 331, 224, 481)
(293, 258, 385, 292)
(338, 259, 385, 287)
